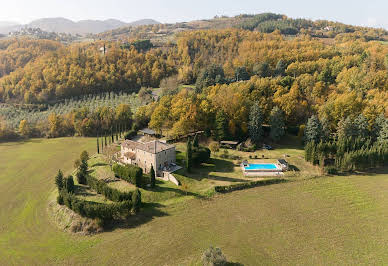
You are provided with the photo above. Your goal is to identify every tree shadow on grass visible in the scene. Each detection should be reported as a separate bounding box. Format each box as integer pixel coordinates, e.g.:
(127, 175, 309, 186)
(206, 174, 246, 183)
(104, 202, 169, 231)
(289, 165, 300, 171)
(74, 185, 97, 197)
(179, 158, 237, 182)
(90, 162, 109, 167)
(142, 182, 206, 200)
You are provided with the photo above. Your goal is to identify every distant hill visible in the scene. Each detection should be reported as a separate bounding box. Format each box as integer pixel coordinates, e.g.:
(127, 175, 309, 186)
(0, 18, 160, 35)
(128, 19, 160, 26)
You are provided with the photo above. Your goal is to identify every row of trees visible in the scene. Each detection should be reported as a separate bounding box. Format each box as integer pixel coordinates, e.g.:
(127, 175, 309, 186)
(304, 114, 388, 172)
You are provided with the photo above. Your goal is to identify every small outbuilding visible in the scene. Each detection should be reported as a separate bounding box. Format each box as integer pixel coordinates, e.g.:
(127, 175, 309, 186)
(277, 159, 289, 171)
(220, 141, 239, 149)
(139, 128, 157, 137)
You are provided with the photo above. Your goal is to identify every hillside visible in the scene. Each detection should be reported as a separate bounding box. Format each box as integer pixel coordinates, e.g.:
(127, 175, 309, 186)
(98, 13, 388, 42)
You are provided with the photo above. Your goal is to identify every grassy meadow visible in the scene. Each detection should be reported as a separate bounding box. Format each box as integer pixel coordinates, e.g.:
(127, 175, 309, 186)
(1, 138, 388, 264)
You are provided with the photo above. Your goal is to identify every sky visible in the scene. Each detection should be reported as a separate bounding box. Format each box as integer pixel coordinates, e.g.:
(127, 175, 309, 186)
(1, 0, 388, 29)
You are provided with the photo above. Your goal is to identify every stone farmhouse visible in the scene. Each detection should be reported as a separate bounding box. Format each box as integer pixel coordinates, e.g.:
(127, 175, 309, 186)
(120, 139, 176, 175)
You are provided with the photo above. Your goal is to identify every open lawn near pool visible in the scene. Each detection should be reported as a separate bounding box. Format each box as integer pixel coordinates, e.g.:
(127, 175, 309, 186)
(1, 137, 388, 265)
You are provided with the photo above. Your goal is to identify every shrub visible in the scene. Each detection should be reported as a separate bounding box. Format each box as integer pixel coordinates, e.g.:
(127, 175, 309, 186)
(325, 166, 338, 175)
(57, 194, 64, 205)
(112, 163, 143, 187)
(209, 142, 220, 153)
(214, 179, 287, 193)
(202, 247, 227, 266)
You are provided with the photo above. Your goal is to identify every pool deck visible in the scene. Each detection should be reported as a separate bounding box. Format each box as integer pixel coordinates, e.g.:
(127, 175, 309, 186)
(244, 171, 284, 177)
(241, 162, 285, 177)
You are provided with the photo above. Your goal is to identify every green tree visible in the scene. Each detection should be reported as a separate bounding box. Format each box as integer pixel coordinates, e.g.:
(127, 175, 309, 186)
(377, 119, 388, 144)
(55, 169, 64, 190)
(354, 114, 369, 140)
(234, 66, 250, 81)
(275, 59, 287, 76)
(97, 137, 100, 154)
(305, 115, 322, 143)
(150, 165, 156, 188)
(253, 61, 271, 77)
(186, 138, 193, 172)
(248, 102, 263, 145)
(215, 110, 228, 141)
(131, 189, 141, 213)
(269, 106, 285, 142)
(193, 134, 199, 148)
(64, 176, 74, 193)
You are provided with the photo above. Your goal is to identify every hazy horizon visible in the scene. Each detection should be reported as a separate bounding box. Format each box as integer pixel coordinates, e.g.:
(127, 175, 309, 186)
(1, 0, 388, 29)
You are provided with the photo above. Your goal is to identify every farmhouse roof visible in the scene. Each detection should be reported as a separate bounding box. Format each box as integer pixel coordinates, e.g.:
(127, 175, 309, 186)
(220, 141, 239, 145)
(278, 159, 288, 165)
(139, 128, 156, 135)
(124, 152, 136, 160)
(122, 140, 173, 154)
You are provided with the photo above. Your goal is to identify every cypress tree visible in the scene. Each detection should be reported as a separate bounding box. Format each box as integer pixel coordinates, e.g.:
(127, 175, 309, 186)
(193, 134, 199, 148)
(64, 176, 75, 193)
(215, 110, 228, 141)
(97, 136, 100, 154)
(305, 115, 322, 143)
(55, 169, 64, 190)
(269, 106, 285, 143)
(150, 165, 156, 188)
(186, 138, 192, 172)
(248, 102, 263, 145)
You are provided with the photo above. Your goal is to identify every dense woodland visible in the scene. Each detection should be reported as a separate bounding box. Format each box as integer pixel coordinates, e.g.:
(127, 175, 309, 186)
(0, 13, 388, 153)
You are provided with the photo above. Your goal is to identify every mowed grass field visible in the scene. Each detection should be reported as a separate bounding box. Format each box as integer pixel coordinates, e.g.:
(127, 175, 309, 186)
(1, 138, 388, 265)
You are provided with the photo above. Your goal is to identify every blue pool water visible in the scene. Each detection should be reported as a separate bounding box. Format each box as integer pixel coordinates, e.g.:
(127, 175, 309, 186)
(244, 163, 278, 170)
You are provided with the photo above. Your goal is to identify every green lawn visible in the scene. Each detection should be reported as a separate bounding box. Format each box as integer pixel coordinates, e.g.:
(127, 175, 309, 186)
(1, 137, 388, 265)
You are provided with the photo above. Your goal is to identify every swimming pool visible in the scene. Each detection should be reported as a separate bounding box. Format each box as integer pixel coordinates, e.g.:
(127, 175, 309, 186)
(244, 163, 279, 171)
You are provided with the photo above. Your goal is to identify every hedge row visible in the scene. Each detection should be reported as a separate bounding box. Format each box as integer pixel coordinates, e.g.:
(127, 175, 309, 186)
(214, 179, 288, 193)
(85, 175, 133, 202)
(58, 189, 133, 222)
(112, 163, 143, 187)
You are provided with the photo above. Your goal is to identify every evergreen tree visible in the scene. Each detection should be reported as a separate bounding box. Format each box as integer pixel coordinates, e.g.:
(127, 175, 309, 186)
(193, 134, 199, 148)
(215, 110, 228, 141)
(354, 114, 369, 140)
(374, 114, 386, 140)
(305, 115, 322, 143)
(64, 176, 74, 193)
(186, 138, 193, 172)
(269, 106, 285, 142)
(320, 116, 331, 142)
(275, 59, 287, 76)
(131, 189, 142, 213)
(55, 169, 64, 190)
(337, 117, 357, 140)
(234, 66, 250, 81)
(248, 102, 263, 145)
(377, 119, 388, 144)
(150, 165, 156, 188)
